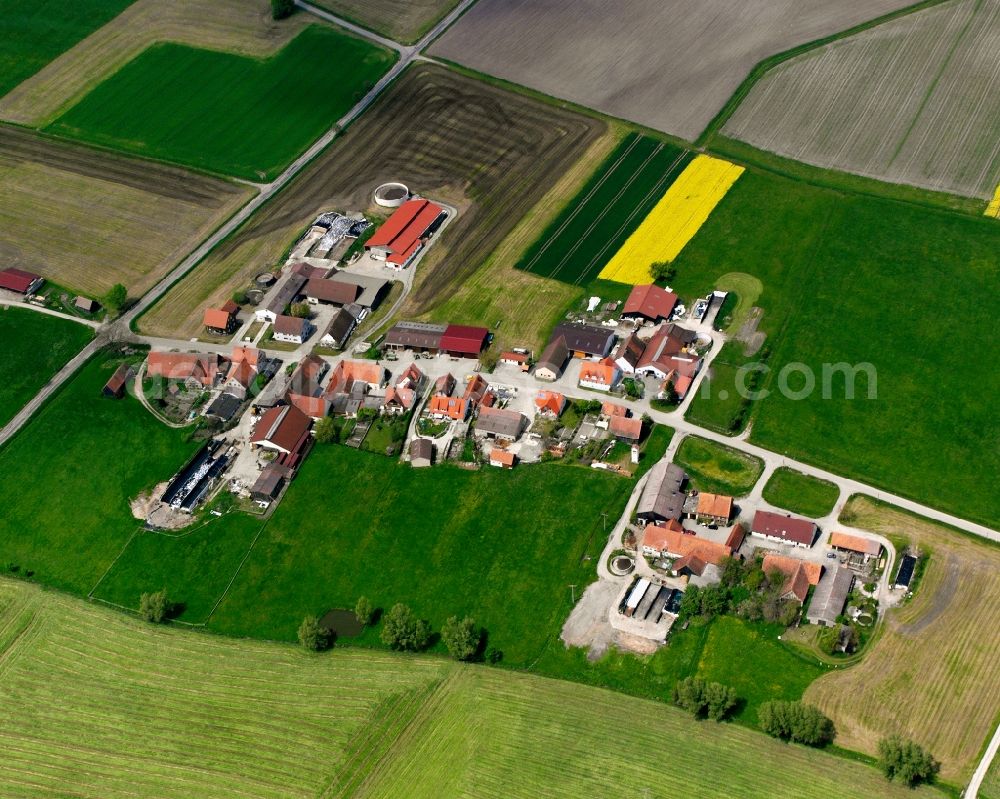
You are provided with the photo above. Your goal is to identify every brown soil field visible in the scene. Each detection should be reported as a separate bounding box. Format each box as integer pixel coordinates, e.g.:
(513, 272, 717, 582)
(0, 126, 252, 298)
(724, 0, 1000, 200)
(806, 496, 1000, 782)
(0, 0, 312, 127)
(140, 63, 603, 339)
(313, 0, 461, 44)
(415, 127, 624, 352)
(430, 0, 922, 142)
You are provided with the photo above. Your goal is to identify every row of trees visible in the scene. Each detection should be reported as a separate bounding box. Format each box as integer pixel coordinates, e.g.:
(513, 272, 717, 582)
(298, 598, 488, 662)
(672, 677, 737, 721)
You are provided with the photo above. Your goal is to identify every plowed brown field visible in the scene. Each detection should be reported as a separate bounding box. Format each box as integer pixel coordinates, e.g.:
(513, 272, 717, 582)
(0, 126, 251, 298)
(140, 63, 602, 339)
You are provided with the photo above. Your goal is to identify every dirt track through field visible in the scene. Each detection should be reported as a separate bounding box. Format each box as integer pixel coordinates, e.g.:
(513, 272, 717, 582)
(312, 0, 460, 43)
(141, 63, 602, 338)
(0, 126, 251, 297)
(431, 0, 921, 141)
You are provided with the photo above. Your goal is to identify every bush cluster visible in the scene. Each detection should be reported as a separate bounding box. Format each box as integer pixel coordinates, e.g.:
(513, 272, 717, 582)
(758, 700, 834, 746)
(672, 677, 738, 721)
(878, 735, 939, 786)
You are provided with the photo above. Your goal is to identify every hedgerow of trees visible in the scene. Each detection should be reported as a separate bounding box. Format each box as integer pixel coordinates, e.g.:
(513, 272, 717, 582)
(758, 700, 835, 746)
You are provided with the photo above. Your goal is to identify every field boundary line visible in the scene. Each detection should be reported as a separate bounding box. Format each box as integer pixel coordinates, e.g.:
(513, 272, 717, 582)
(202, 520, 270, 623)
(87, 526, 140, 599)
(573, 150, 691, 285)
(698, 0, 956, 145)
(517, 134, 642, 273)
(545, 141, 669, 283)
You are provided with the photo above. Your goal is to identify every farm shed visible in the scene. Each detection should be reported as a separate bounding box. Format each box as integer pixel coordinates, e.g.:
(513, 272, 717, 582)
(534, 336, 570, 381)
(204, 392, 242, 423)
(323, 273, 387, 309)
(251, 405, 312, 458)
(74, 296, 100, 314)
(475, 407, 526, 441)
(695, 493, 733, 526)
(806, 565, 854, 626)
(258, 275, 306, 323)
(303, 278, 360, 306)
(549, 322, 616, 358)
(320, 308, 358, 349)
(251, 463, 293, 503)
(439, 324, 489, 358)
(893, 554, 918, 589)
(383, 321, 446, 352)
(636, 461, 687, 524)
(0, 267, 43, 295)
(410, 437, 434, 467)
(489, 448, 516, 468)
(609, 415, 642, 442)
(102, 364, 132, 399)
(830, 531, 881, 560)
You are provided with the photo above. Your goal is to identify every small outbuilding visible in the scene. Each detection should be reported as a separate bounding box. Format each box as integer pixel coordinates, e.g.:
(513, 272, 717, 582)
(102, 363, 132, 399)
(74, 296, 100, 314)
(410, 437, 434, 468)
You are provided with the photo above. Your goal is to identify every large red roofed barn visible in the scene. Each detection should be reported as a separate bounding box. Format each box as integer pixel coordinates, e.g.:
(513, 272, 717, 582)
(365, 198, 445, 268)
(621, 284, 678, 324)
(439, 324, 489, 358)
(0, 268, 43, 295)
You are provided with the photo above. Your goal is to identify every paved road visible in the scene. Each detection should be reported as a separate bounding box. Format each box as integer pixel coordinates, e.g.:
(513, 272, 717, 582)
(0, 0, 477, 450)
(969, 723, 1000, 798)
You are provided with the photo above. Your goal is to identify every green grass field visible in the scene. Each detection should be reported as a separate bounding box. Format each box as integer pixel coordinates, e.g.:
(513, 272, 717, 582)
(0, 308, 92, 429)
(762, 467, 840, 518)
(0, 0, 135, 98)
(516, 132, 691, 285)
(104, 444, 640, 666)
(0, 351, 198, 593)
(0, 578, 944, 798)
(46, 25, 396, 179)
(672, 168, 1000, 528)
(674, 435, 764, 496)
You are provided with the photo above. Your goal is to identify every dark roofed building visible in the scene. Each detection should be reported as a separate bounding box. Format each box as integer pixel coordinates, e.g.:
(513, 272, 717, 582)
(204, 392, 242, 423)
(272, 314, 312, 344)
(319, 308, 357, 349)
(549, 322, 616, 358)
(384, 321, 447, 352)
(474, 407, 526, 441)
(303, 278, 360, 306)
(251, 463, 293, 503)
(636, 461, 687, 524)
(806, 565, 854, 626)
(410, 437, 433, 468)
(251, 404, 312, 456)
(260, 274, 306, 321)
(893, 554, 918, 589)
(534, 336, 570, 381)
(751, 510, 818, 548)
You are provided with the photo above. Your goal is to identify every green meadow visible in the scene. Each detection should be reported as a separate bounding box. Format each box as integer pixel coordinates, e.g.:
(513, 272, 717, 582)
(47, 25, 396, 179)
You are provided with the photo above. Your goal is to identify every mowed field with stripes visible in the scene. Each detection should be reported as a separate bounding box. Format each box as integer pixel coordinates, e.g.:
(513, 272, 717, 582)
(0, 579, 944, 799)
(516, 133, 691, 285)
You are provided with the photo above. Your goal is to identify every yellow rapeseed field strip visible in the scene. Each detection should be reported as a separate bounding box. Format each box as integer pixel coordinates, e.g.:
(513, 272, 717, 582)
(986, 183, 1000, 218)
(599, 155, 744, 284)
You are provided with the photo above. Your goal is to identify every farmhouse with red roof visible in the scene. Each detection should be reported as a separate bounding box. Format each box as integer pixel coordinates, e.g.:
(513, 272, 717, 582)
(621, 284, 678, 325)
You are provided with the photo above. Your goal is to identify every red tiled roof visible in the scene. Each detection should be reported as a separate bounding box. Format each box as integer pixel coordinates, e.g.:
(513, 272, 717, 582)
(490, 448, 516, 466)
(288, 394, 329, 419)
(579, 359, 619, 387)
(251, 405, 311, 452)
(696, 492, 733, 520)
(384, 386, 416, 411)
(366, 198, 443, 257)
(609, 415, 642, 441)
(830, 532, 881, 557)
(221, 299, 239, 314)
(440, 324, 489, 356)
(325, 360, 384, 395)
(762, 554, 822, 603)
(623, 284, 678, 321)
(752, 511, 817, 546)
(0, 268, 41, 294)
(428, 395, 468, 420)
(146, 352, 221, 387)
(642, 525, 733, 565)
(724, 523, 747, 552)
(534, 390, 566, 416)
(601, 401, 628, 417)
(226, 359, 257, 389)
(203, 307, 233, 329)
(500, 351, 528, 364)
